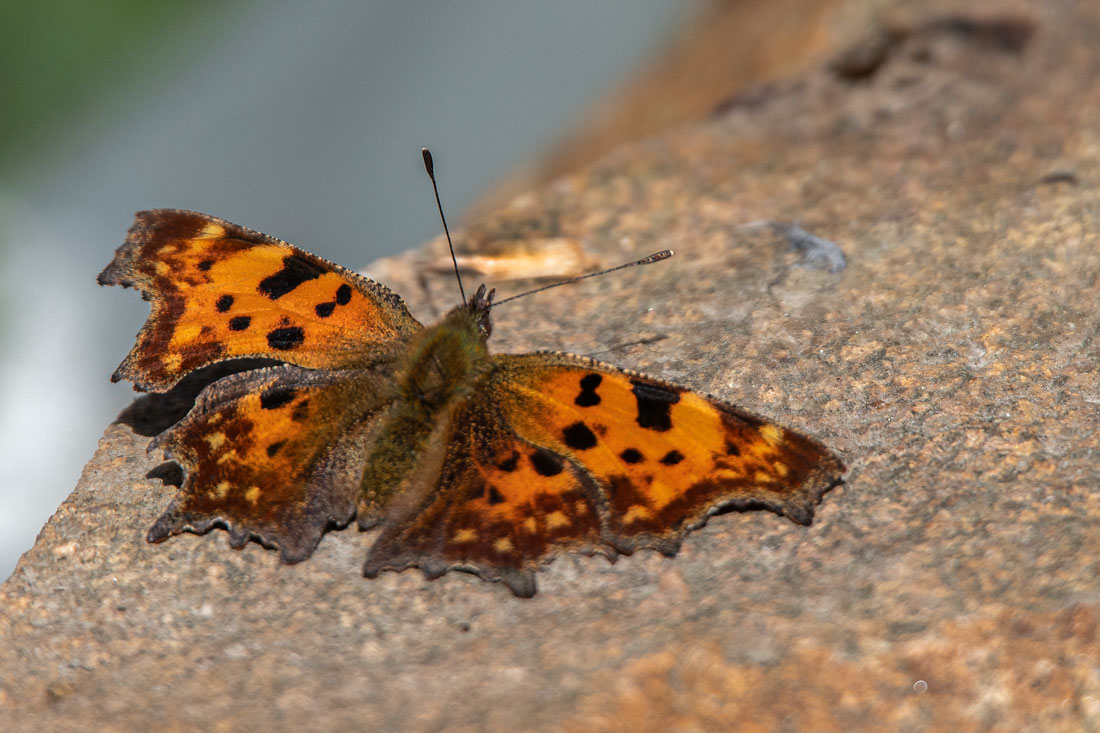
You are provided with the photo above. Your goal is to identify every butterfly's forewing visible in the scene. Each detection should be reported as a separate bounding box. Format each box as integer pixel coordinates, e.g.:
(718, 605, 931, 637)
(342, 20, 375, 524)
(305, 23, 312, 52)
(494, 353, 845, 548)
(364, 352, 844, 595)
(149, 363, 389, 562)
(99, 210, 421, 391)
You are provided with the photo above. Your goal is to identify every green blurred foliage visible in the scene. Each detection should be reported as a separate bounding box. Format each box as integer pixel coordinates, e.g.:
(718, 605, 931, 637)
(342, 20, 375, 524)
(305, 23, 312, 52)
(0, 0, 217, 173)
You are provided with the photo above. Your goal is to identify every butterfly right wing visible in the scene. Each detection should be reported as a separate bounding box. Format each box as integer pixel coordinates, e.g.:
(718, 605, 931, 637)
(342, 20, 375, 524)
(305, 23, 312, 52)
(363, 352, 844, 596)
(491, 353, 845, 541)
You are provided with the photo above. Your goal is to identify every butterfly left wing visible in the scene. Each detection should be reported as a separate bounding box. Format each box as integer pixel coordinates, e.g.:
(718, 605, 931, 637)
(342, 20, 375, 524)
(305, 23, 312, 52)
(148, 363, 389, 562)
(99, 209, 420, 391)
(364, 352, 845, 596)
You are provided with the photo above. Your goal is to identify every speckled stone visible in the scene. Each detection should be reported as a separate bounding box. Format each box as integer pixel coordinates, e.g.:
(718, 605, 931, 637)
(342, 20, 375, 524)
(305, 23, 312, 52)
(3, 1, 1098, 730)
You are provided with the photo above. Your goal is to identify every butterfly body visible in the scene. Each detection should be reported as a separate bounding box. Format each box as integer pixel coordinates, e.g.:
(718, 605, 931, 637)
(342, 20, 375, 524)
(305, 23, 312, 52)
(101, 209, 844, 597)
(357, 290, 492, 527)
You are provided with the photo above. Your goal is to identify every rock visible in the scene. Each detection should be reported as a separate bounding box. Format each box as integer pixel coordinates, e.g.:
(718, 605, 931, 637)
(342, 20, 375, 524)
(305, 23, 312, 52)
(3, 1, 1098, 729)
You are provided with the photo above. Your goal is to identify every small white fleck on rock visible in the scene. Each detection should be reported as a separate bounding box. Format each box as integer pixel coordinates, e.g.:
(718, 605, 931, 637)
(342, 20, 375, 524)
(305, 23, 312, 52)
(224, 643, 248, 659)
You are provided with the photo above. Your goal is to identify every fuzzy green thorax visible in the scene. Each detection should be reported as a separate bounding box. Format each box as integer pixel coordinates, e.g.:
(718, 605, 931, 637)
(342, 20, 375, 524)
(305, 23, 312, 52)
(357, 286, 494, 524)
(394, 289, 493, 416)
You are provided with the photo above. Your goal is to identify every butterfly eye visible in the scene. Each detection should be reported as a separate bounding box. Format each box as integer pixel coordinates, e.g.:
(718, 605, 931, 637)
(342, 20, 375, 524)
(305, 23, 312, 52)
(467, 285, 494, 338)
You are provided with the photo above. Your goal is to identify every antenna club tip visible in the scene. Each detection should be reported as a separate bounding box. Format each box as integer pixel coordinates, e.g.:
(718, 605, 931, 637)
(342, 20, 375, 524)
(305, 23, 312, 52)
(640, 250, 674, 264)
(421, 148, 435, 176)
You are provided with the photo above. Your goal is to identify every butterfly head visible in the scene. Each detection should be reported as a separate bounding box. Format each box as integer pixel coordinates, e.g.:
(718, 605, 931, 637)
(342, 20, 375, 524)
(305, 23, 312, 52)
(466, 283, 495, 340)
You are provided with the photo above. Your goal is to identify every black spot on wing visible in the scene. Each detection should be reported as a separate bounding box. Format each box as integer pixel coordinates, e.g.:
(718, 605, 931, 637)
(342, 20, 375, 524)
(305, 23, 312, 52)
(258, 253, 325, 300)
(659, 449, 684, 465)
(530, 448, 564, 476)
(575, 392, 600, 408)
(266, 440, 286, 457)
(620, 448, 645, 464)
(606, 474, 630, 500)
(497, 451, 519, 472)
(291, 399, 310, 422)
(562, 421, 597, 450)
(315, 302, 335, 318)
(725, 440, 741, 456)
(631, 380, 680, 432)
(228, 315, 251, 331)
(267, 326, 305, 350)
(575, 373, 602, 407)
(487, 487, 506, 505)
(197, 259, 214, 271)
(260, 386, 297, 410)
(215, 294, 234, 312)
(335, 284, 352, 305)
(580, 373, 602, 391)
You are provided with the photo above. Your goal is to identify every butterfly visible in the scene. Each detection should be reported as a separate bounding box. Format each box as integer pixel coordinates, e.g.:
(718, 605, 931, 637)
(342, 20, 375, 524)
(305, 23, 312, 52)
(100, 179, 844, 597)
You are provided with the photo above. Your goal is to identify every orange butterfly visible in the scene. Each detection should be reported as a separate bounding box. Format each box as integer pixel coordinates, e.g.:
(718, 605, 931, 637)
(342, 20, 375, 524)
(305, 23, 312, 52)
(100, 168, 844, 597)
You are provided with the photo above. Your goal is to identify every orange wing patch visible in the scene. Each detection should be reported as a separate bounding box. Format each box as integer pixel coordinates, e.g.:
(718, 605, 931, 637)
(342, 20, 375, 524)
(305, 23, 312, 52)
(149, 364, 385, 562)
(491, 353, 844, 554)
(99, 210, 420, 390)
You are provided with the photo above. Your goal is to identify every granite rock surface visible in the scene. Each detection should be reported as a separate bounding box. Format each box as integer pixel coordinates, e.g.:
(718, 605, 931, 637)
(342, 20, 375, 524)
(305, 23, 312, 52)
(3, 1, 1099, 730)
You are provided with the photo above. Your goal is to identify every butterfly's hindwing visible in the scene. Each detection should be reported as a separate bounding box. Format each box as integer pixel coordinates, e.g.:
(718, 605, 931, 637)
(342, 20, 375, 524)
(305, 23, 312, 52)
(363, 396, 612, 598)
(148, 363, 391, 562)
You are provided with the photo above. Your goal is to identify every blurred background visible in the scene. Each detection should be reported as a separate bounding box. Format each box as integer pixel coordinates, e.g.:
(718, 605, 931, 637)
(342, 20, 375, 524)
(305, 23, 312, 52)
(0, 1, 706, 580)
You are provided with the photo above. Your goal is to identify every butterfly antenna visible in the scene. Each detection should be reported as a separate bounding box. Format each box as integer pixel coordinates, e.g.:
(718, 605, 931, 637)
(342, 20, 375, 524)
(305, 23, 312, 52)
(422, 148, 466, 305)
(492, 249, 674, 307)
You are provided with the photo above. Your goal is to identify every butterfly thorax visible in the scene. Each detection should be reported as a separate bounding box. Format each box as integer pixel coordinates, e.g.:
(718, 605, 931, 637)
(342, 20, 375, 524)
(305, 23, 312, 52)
(393, 299, 491, 416)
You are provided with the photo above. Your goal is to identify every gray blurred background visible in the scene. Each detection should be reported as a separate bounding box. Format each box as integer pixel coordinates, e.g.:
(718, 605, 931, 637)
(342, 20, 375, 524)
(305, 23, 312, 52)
(0, 1, 701, 580)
